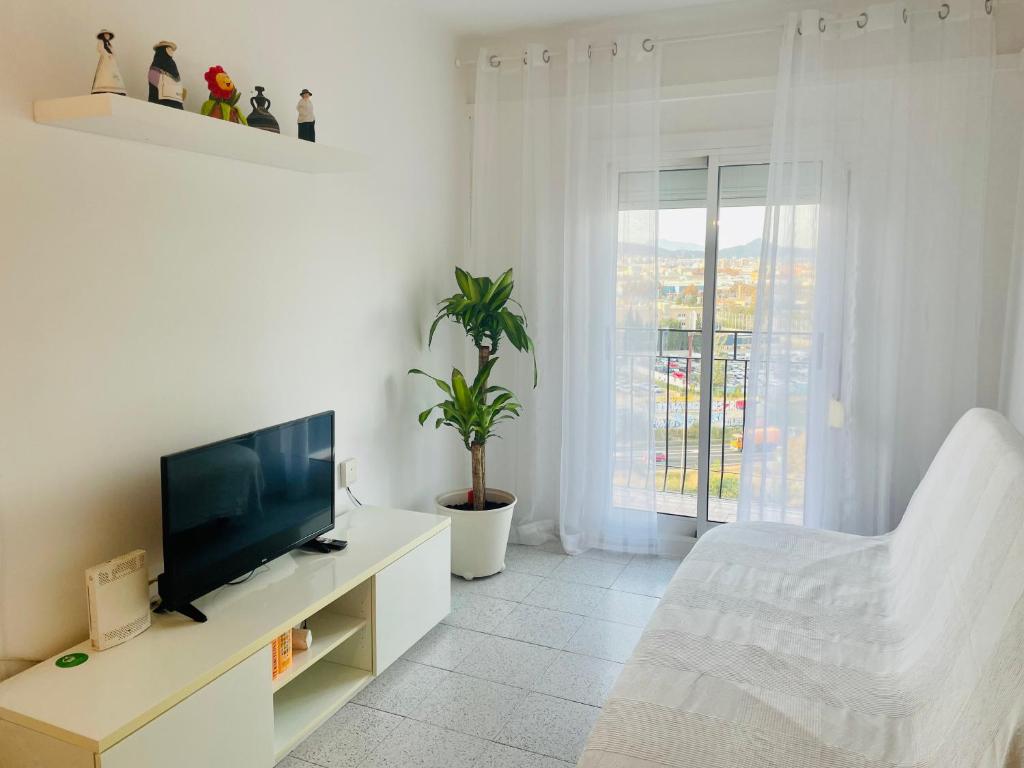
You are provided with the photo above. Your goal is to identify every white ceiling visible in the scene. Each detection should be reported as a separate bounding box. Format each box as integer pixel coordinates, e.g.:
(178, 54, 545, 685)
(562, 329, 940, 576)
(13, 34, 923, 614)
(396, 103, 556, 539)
(408, 0, 721, 35)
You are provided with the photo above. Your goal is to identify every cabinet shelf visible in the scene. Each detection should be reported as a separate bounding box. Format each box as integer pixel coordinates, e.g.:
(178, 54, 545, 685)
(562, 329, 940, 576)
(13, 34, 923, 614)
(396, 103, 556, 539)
(272, 613, 367, 693)
(272, 660, 372, 760)
(33, 94, 362, 174)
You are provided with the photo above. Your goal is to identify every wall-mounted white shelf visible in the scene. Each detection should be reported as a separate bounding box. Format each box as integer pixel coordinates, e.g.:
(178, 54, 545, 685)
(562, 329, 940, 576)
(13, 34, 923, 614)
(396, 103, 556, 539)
(33, 94, 363, 174)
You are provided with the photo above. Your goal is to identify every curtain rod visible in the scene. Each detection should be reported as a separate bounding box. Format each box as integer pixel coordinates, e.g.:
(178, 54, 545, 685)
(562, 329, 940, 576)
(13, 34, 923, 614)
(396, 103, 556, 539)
(455, 0, 1016, 68)
(455, 25, 782, 68)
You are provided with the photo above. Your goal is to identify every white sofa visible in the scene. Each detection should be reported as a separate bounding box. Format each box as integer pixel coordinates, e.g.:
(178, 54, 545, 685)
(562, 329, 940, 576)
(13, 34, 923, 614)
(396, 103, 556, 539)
(581, 408, 1024, 767)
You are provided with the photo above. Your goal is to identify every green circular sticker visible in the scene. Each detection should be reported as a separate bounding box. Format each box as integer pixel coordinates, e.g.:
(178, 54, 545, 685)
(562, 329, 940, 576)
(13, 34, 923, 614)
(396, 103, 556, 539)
(55, 652, 89, 669)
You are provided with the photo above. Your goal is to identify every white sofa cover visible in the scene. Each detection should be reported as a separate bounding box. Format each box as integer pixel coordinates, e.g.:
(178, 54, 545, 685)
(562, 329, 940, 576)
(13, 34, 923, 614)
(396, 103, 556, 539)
(581, 408, 1024, 767)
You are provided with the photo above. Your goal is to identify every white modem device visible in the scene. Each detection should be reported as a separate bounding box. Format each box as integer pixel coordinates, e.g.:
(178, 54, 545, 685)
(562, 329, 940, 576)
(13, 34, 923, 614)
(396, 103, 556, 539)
(86, 549, 151, 651)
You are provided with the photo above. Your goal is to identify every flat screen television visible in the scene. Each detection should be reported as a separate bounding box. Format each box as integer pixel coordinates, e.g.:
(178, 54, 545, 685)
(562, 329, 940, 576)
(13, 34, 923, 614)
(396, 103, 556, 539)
(157, 411, 335, 622)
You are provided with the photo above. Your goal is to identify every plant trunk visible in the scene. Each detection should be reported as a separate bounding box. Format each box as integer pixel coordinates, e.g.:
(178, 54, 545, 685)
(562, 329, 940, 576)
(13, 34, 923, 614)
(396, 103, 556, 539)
(478, 345, 491, 373)
(471, 442, 485, 511)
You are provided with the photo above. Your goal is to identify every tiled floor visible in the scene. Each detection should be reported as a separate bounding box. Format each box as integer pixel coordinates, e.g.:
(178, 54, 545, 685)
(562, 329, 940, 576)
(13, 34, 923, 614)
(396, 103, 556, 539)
(281, 543, 684, 768)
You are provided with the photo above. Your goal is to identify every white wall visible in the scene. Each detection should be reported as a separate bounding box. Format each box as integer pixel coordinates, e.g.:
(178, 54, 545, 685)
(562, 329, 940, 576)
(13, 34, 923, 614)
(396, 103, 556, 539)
(0, 0, 463, 677)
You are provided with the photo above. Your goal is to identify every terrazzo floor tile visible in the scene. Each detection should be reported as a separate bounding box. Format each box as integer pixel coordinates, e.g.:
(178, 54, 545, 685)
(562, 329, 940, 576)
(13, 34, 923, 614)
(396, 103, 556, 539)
(475, 742, 575, 768)
(443, 592, 518, 633)
(491, 604, 585, 649)
(289, 703, 403, 768)
(451, 570, 544, 602)
(532, 651, 623, 706)
(353, 660, 450, 717)
(575, 548, 635, 565)
(549, 556, 627, 588)
(504, 544, 568, 577)
(562, 617, 644, 663)
(495, 692, 601, 763)
(419, 672, 528, 739)
(588, 588, 660, 627)
(403, 623, 488, 670)
(521, 577, 606, 615)
(610, 555, 684, 598)
(275, 758, 318, 768)
(455, 635, 561, 689)
(359, 719, 489, 768)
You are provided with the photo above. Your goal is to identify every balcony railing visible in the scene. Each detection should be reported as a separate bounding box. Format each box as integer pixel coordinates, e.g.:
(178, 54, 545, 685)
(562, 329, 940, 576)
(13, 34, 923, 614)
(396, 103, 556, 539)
(612, 327, 753, 520)
(654, 329, 750, 506)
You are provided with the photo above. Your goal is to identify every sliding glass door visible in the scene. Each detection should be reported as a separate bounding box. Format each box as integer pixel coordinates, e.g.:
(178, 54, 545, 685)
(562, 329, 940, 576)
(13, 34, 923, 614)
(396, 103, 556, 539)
(614, 158, 767, 533)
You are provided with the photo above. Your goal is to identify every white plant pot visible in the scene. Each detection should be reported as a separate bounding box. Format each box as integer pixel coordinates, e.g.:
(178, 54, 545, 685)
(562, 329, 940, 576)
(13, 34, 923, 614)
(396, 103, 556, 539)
(434, 488, 516, 580)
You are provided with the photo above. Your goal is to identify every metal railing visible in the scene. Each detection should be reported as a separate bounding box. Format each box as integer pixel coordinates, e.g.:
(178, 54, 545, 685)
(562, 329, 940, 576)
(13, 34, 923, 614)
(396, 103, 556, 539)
(655, 328, 750, 501)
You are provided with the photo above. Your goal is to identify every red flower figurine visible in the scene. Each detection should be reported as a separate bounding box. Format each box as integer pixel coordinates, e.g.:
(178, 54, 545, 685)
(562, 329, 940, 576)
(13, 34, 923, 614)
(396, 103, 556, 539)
(200, 66, 247, 124)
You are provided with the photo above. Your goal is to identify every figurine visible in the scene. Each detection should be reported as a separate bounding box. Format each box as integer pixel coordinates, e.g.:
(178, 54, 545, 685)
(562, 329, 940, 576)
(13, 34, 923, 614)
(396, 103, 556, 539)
(246, 86, 280, 133)
(92, 30, 126, 96)
(297, 89, 315, 142)
(200, 66, 247, 124)
(148, 41, 184, 109)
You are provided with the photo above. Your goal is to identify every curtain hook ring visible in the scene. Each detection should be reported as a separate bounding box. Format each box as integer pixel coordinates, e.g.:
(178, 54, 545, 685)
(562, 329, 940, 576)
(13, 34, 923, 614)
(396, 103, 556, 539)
(488, 54, 501, 68)
(542, 49, 551, 63)
(902, 7, 909, 22)
(587, 44, 592, 59)
(938, 2, 950, 18)
(642, 38, 655, 52)
(523, 50, 528, 66)
(856, 11, 869, 27)
(797, 22, 803, 35)
(612, 41, 618, 56)
(984, 0, 993, 14)
(819, 16, 827, 32)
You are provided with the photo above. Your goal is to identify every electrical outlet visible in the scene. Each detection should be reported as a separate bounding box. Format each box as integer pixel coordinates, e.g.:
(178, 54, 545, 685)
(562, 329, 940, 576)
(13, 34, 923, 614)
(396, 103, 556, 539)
(339, 457, 358, 488)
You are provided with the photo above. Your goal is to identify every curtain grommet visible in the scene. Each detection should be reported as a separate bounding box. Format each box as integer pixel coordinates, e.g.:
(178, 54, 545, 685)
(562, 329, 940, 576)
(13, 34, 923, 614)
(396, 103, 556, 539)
(488, 54, 501, 68)
(856, 11, 869, 27)
(902, 7, 909, 22)
(587, 44, 592, 59)
(819, 16, 827, 32)
(542, 49, 551, 63)
(642, 38, 655, 52)
(612, 41, 618, 56)
(984, 0, 993, 14)
(938, 3, 950, 19)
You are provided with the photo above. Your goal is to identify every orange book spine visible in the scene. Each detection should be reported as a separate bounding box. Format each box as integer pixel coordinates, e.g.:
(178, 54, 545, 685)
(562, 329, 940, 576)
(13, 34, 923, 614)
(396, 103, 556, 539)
(271, 636, 281, 679)
(278, 631, 292, 673)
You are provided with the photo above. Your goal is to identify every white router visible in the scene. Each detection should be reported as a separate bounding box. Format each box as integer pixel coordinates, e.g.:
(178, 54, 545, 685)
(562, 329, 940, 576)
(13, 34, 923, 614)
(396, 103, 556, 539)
(85, 549, 151, 651)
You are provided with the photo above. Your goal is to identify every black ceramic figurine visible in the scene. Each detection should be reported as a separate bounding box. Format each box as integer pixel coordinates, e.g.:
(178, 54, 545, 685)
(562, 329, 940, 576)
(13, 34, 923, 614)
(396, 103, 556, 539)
(297, 89, 315, 142)
(148, 41, 184, 108)
(247, 86, 280, 133)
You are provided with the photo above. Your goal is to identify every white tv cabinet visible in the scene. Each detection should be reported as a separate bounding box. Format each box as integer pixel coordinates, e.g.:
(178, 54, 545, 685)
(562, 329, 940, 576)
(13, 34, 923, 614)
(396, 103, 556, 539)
(0, 507, 451, 768)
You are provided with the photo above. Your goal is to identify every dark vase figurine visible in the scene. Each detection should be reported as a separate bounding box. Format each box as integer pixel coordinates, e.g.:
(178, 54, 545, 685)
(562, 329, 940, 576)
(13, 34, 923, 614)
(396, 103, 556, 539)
(246, 86, 280, 133)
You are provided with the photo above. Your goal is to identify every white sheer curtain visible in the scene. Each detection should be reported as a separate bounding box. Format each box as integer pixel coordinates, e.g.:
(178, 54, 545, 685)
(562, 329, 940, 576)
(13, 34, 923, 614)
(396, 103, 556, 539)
(739, 1, 995, 534)
(470, 36, 662, 554)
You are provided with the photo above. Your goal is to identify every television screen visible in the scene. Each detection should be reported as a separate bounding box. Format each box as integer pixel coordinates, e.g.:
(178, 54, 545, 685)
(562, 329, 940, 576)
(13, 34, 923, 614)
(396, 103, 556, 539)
(158, 411, 334, 618)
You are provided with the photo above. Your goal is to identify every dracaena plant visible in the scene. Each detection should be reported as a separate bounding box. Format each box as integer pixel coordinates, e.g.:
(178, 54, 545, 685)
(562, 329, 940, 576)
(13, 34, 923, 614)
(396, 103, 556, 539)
(430, 267, 537, 386)
(411, 267, 536, 511)
(409, 359, 522, 510)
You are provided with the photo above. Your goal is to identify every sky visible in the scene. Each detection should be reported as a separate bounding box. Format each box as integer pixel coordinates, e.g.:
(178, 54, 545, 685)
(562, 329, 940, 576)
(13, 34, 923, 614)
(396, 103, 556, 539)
(657, 206, 767, 250)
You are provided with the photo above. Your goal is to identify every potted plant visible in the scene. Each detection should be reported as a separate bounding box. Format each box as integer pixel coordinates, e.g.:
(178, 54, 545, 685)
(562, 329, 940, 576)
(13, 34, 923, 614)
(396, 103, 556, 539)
(410, 267, 536, 579)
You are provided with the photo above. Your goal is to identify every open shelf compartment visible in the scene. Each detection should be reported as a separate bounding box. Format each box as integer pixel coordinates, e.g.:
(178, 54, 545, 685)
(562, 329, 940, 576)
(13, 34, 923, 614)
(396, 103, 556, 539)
(271, 577, 374, 760)
(272, 659, 372, 760)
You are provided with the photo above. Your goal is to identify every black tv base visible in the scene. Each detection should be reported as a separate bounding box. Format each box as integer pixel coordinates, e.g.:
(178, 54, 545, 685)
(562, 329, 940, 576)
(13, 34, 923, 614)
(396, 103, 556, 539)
(155, 601, 208, 623)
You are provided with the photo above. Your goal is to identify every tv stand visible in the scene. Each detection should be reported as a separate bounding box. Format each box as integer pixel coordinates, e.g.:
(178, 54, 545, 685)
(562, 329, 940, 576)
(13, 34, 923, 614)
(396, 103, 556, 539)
(0, 507, 451, 768)
(155, 601, 208, 623)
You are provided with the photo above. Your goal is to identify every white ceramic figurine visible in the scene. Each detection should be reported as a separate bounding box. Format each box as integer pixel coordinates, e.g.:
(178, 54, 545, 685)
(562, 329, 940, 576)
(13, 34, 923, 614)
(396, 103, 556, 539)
(92, 29, 127, 96)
